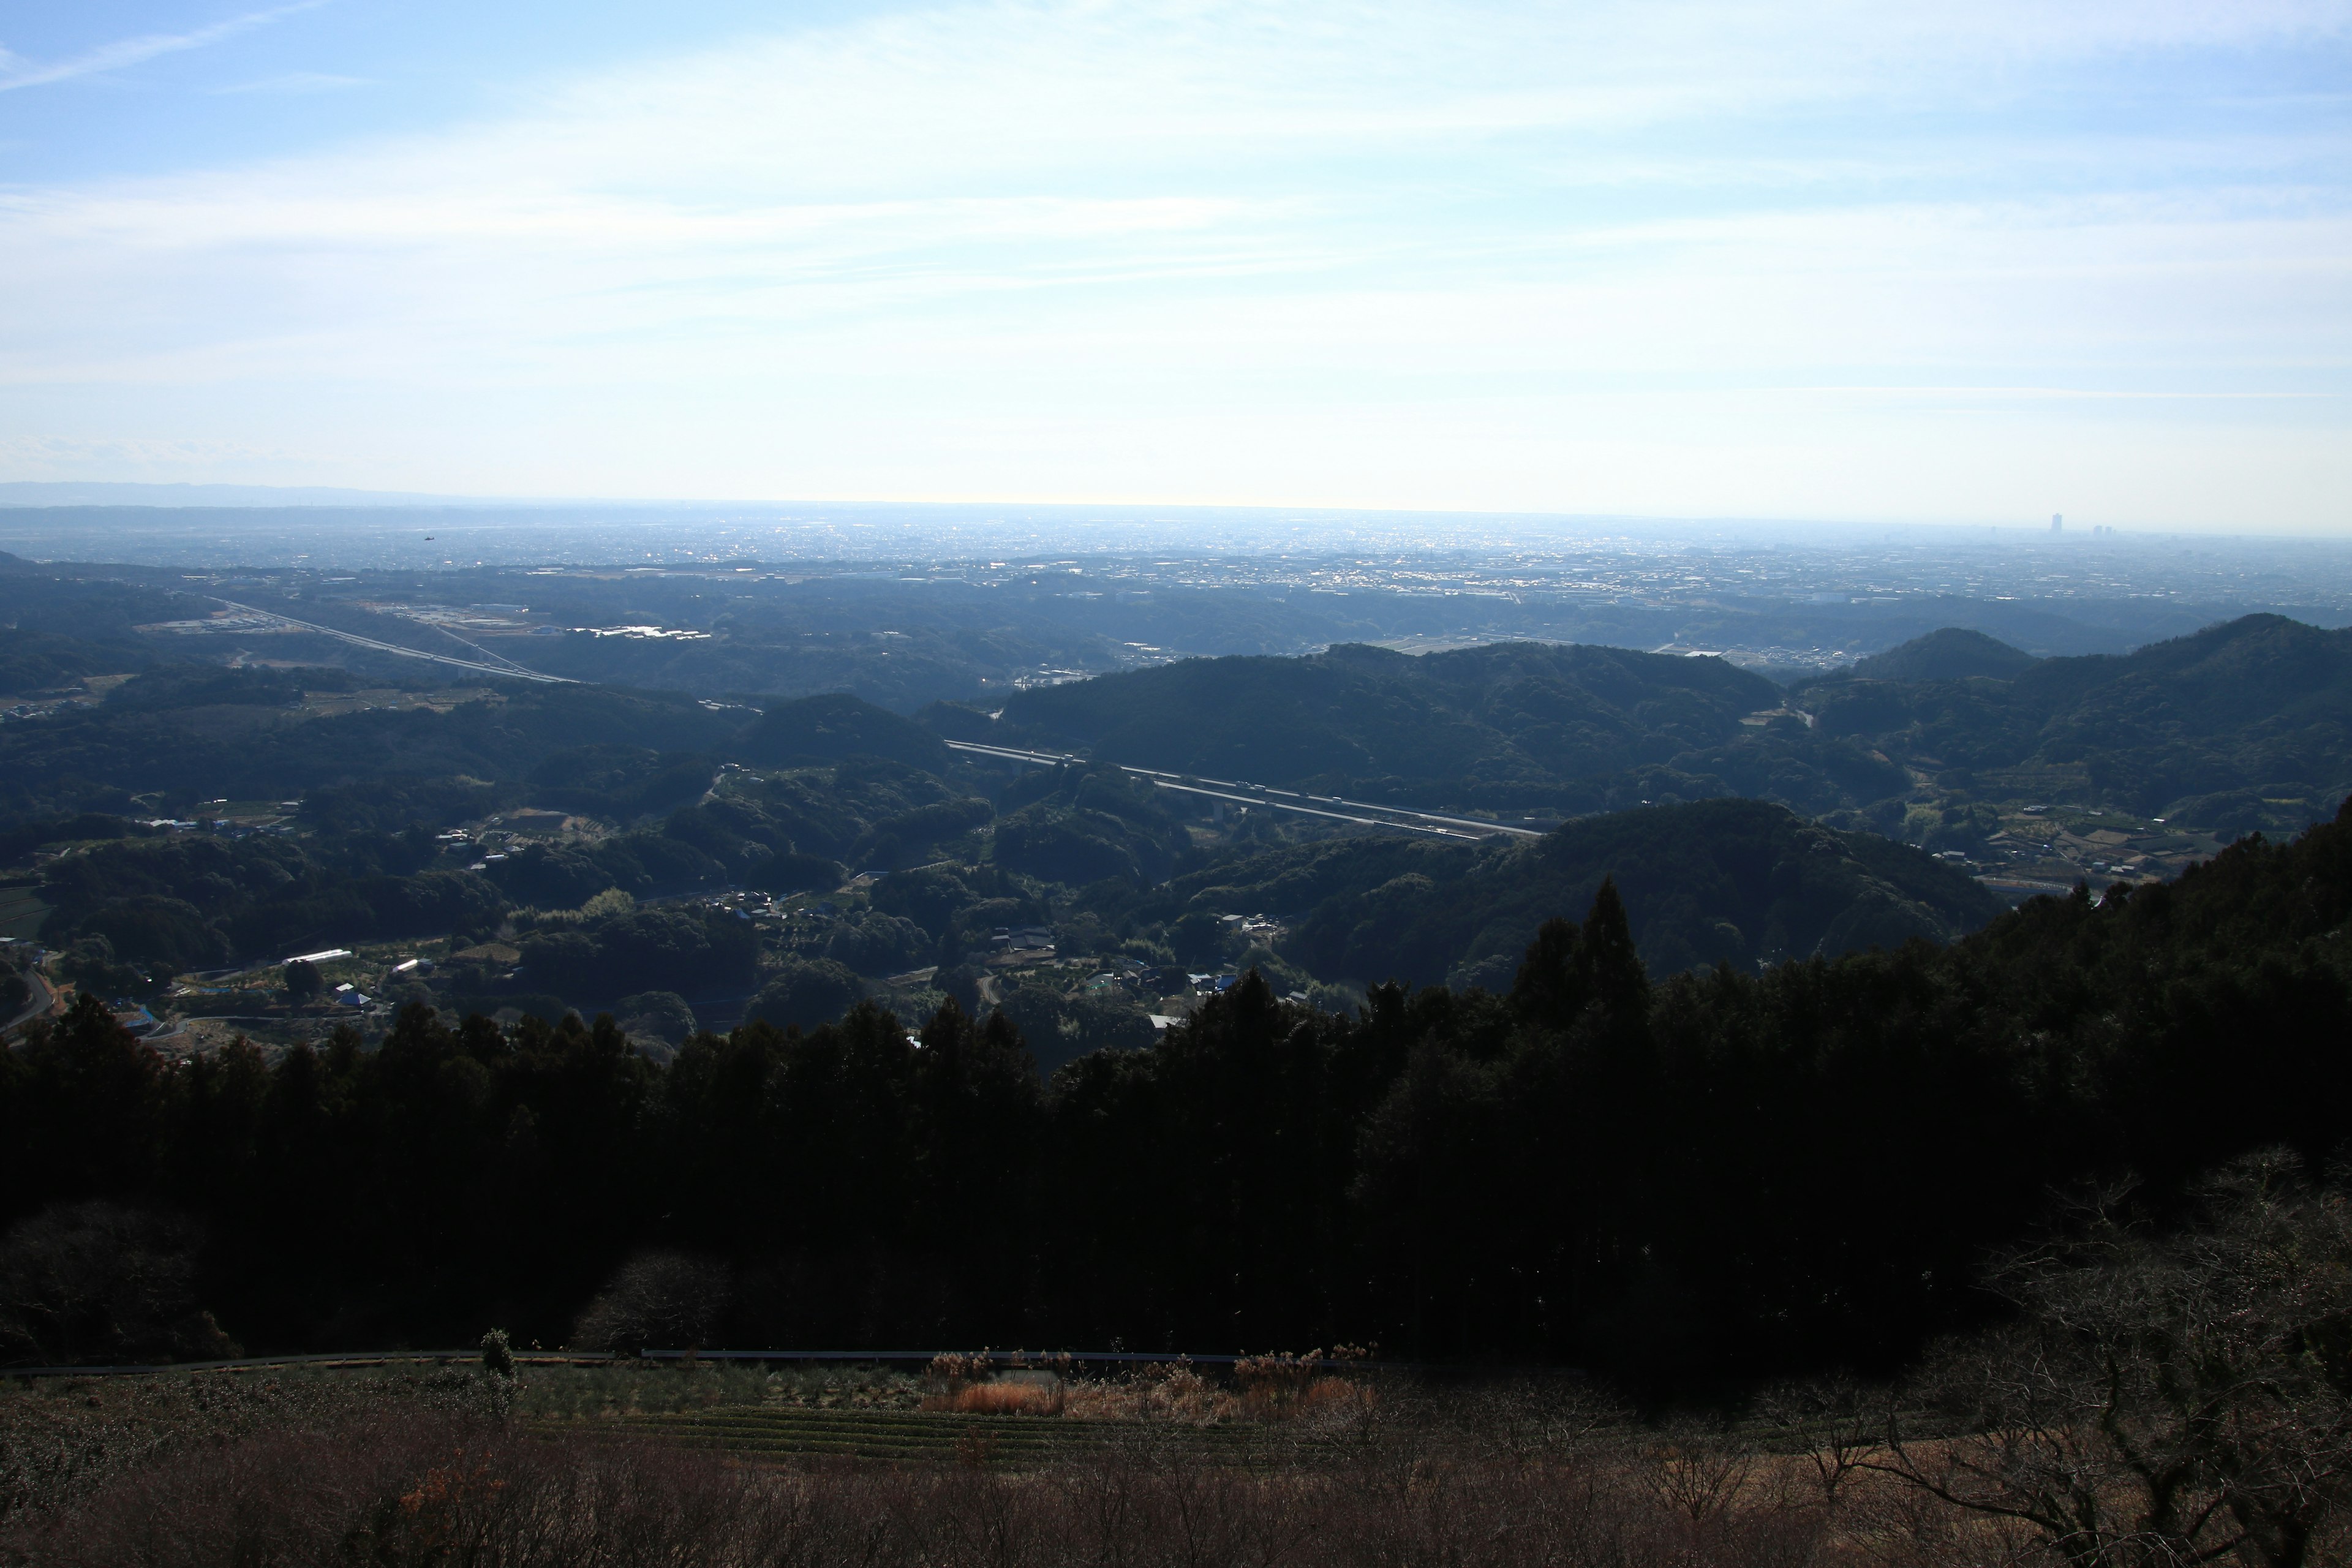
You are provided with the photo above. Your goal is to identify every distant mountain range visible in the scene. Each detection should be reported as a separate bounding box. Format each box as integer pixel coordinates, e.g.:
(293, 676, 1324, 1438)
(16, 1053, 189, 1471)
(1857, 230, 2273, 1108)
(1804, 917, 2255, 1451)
(2, 598, 2337, 1048)
(941, 614, 2352, 835)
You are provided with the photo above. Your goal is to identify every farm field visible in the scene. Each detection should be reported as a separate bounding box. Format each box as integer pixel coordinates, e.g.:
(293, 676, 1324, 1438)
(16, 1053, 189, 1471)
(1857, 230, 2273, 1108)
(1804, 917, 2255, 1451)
(0, 885, 47, 943)
(543, 1404, 1298, 1466)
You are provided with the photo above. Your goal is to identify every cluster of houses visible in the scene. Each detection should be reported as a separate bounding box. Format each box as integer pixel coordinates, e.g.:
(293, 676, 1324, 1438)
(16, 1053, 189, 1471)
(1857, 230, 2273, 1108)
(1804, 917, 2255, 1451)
(990, 925, 1057, 957)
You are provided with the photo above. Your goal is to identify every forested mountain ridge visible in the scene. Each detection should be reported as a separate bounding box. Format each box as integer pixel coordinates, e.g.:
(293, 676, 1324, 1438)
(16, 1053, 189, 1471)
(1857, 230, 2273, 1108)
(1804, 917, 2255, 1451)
(736, 693, 950, 772)
(0, 666, 744, 824)
(25, 754, 988, 982)
(0, 669, 998, 1000)
(990, 640, 1781, 801)
(9, 612, 2348, 843)
(1842, 626, 2037, 683)
(1173, 797, 2000, 988)
(6, 615, 2346, 1040)
(1800, 613, 2352, 832)
(935, 614, 2352, 838)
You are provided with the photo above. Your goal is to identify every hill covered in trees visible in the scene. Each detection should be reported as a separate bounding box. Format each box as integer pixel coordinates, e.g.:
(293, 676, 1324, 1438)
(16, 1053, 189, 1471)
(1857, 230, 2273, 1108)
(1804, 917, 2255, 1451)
(9, 610, 2350, 846)
(6, 614, 2348, 1046)
(1141, 797, 2001, 989)
(1842, 626, 2038, 683)
(0, 667, 1003, 1008)
(989, 641, 1779, 807)
(1797, 612, 2352, 835)
(942, 614, 2352, 837)
(4, 798, 2346, 1392)
(0, 665, 745, 825)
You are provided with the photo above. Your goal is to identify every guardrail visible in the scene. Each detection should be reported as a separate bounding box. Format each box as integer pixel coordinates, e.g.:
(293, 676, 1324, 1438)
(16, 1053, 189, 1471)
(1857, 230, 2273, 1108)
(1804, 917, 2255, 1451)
(9, 1347, 1421, 1378)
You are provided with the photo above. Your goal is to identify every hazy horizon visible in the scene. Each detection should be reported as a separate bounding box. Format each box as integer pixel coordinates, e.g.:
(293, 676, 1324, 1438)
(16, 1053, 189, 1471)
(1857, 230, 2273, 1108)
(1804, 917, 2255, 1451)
(4, 483, 2352, 551)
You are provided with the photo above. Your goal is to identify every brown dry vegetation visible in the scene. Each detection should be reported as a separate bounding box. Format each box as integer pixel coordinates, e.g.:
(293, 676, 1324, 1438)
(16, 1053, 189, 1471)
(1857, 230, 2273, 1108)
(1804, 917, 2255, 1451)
(0, 1365, 513, 1542)
(925, 1380, 1064, 1417)
(2, 1362, 2309, 1568)
(13, 1163, 2352, 1568)
(0, 1393, 1901, 1568)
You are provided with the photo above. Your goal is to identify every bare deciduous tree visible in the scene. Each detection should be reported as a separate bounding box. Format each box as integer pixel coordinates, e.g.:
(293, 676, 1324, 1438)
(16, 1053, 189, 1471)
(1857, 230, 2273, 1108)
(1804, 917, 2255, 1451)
(1868, 1153, 2352, 1568)
(1757, 1374, 1885, 1507)
(569, 1250, 732, 1355)
(0, 1202, 236, 1367)
(1647, 1416, 1755, 1523)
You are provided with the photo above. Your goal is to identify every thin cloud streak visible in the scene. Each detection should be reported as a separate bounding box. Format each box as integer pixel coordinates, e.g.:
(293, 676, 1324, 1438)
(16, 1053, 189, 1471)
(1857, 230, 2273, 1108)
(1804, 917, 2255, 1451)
(211, 71, 367, 95)
(0, 0, 2344, 524)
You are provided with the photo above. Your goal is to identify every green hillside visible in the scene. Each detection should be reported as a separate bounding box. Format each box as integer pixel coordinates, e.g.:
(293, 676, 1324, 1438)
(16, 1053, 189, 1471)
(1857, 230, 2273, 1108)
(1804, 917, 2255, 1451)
(20, 615, 2348, 854)
(736, 692, 950, 772)
(1152, 797, 2002, 988)
(8, 617, 2346, 1025)
(994, 641, 1779, 803)
(963, 616, 2352, 842)
(1800, 614, 2352, 832)
(1845, 627, 2037, 683)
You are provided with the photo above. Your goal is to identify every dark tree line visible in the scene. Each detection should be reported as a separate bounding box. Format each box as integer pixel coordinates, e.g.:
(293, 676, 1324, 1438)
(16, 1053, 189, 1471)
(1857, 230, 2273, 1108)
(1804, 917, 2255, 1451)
(5, 803, 2351, 1390)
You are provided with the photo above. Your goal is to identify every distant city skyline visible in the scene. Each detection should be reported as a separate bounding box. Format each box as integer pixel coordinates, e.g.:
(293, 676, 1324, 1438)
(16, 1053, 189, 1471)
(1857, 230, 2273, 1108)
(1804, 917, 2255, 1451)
(2, 1, 2347, 531)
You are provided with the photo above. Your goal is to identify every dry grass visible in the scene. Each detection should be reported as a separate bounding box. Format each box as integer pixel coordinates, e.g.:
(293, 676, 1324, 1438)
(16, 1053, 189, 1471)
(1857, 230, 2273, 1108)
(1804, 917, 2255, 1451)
(935, 1381, 1066, 1417)
(0, 1364, 511, 1532)
(519, 1360, 922, 1423)
(6, 1364, 2343, 1567)
(930, 1352, 1381, 1428)
(0, 1404, 1860, 1568)
(1060, 1362, 1221, 1422)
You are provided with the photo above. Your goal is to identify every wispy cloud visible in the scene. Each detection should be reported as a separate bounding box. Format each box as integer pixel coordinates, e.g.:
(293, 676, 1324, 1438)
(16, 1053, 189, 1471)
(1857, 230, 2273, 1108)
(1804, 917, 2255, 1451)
(0, 1, 327, 94)
(211, 70, 365, 96)
(0, 0, 2344, 522)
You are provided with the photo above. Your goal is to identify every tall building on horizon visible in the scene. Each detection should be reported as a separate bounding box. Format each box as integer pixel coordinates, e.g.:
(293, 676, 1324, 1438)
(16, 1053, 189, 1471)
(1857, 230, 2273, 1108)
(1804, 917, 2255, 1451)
(2051, 513, 2064, 533)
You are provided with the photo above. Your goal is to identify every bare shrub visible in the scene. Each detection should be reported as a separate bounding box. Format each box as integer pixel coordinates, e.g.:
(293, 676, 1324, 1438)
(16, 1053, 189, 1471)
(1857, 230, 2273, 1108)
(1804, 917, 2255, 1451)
(8, 1416, 809, 1568)
(1757, 1374, 1886, 1507)
(1646, 1416, 1757, 1523)
(1868, 1152, 2352, 1568)
(26, 1315, 2352, 1568)
(1442, 1371, 1634, 1466)
(0, 1387, 1839, 1568)
(569, 1250, 731, 1354)
(0, 1366, 512, 1537)
(1232, 1351, 1319, 1413)
(0, 1203, 236, 1368)
(926, 1350, 993, 1398)
(1220, 1351, 1376, 1430)
(1060, 1361, 1220, 1423)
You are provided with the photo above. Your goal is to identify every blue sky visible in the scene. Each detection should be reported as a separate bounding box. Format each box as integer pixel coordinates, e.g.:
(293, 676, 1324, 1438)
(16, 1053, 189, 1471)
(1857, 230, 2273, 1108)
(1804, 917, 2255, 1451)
(1, 0, 2346, 529)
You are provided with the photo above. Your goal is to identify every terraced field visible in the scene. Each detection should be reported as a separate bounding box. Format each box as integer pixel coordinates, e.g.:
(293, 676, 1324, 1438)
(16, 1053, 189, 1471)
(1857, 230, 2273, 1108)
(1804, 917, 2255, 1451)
(0, 883, 48, 941)
(535, 1405, 1318, 1468)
